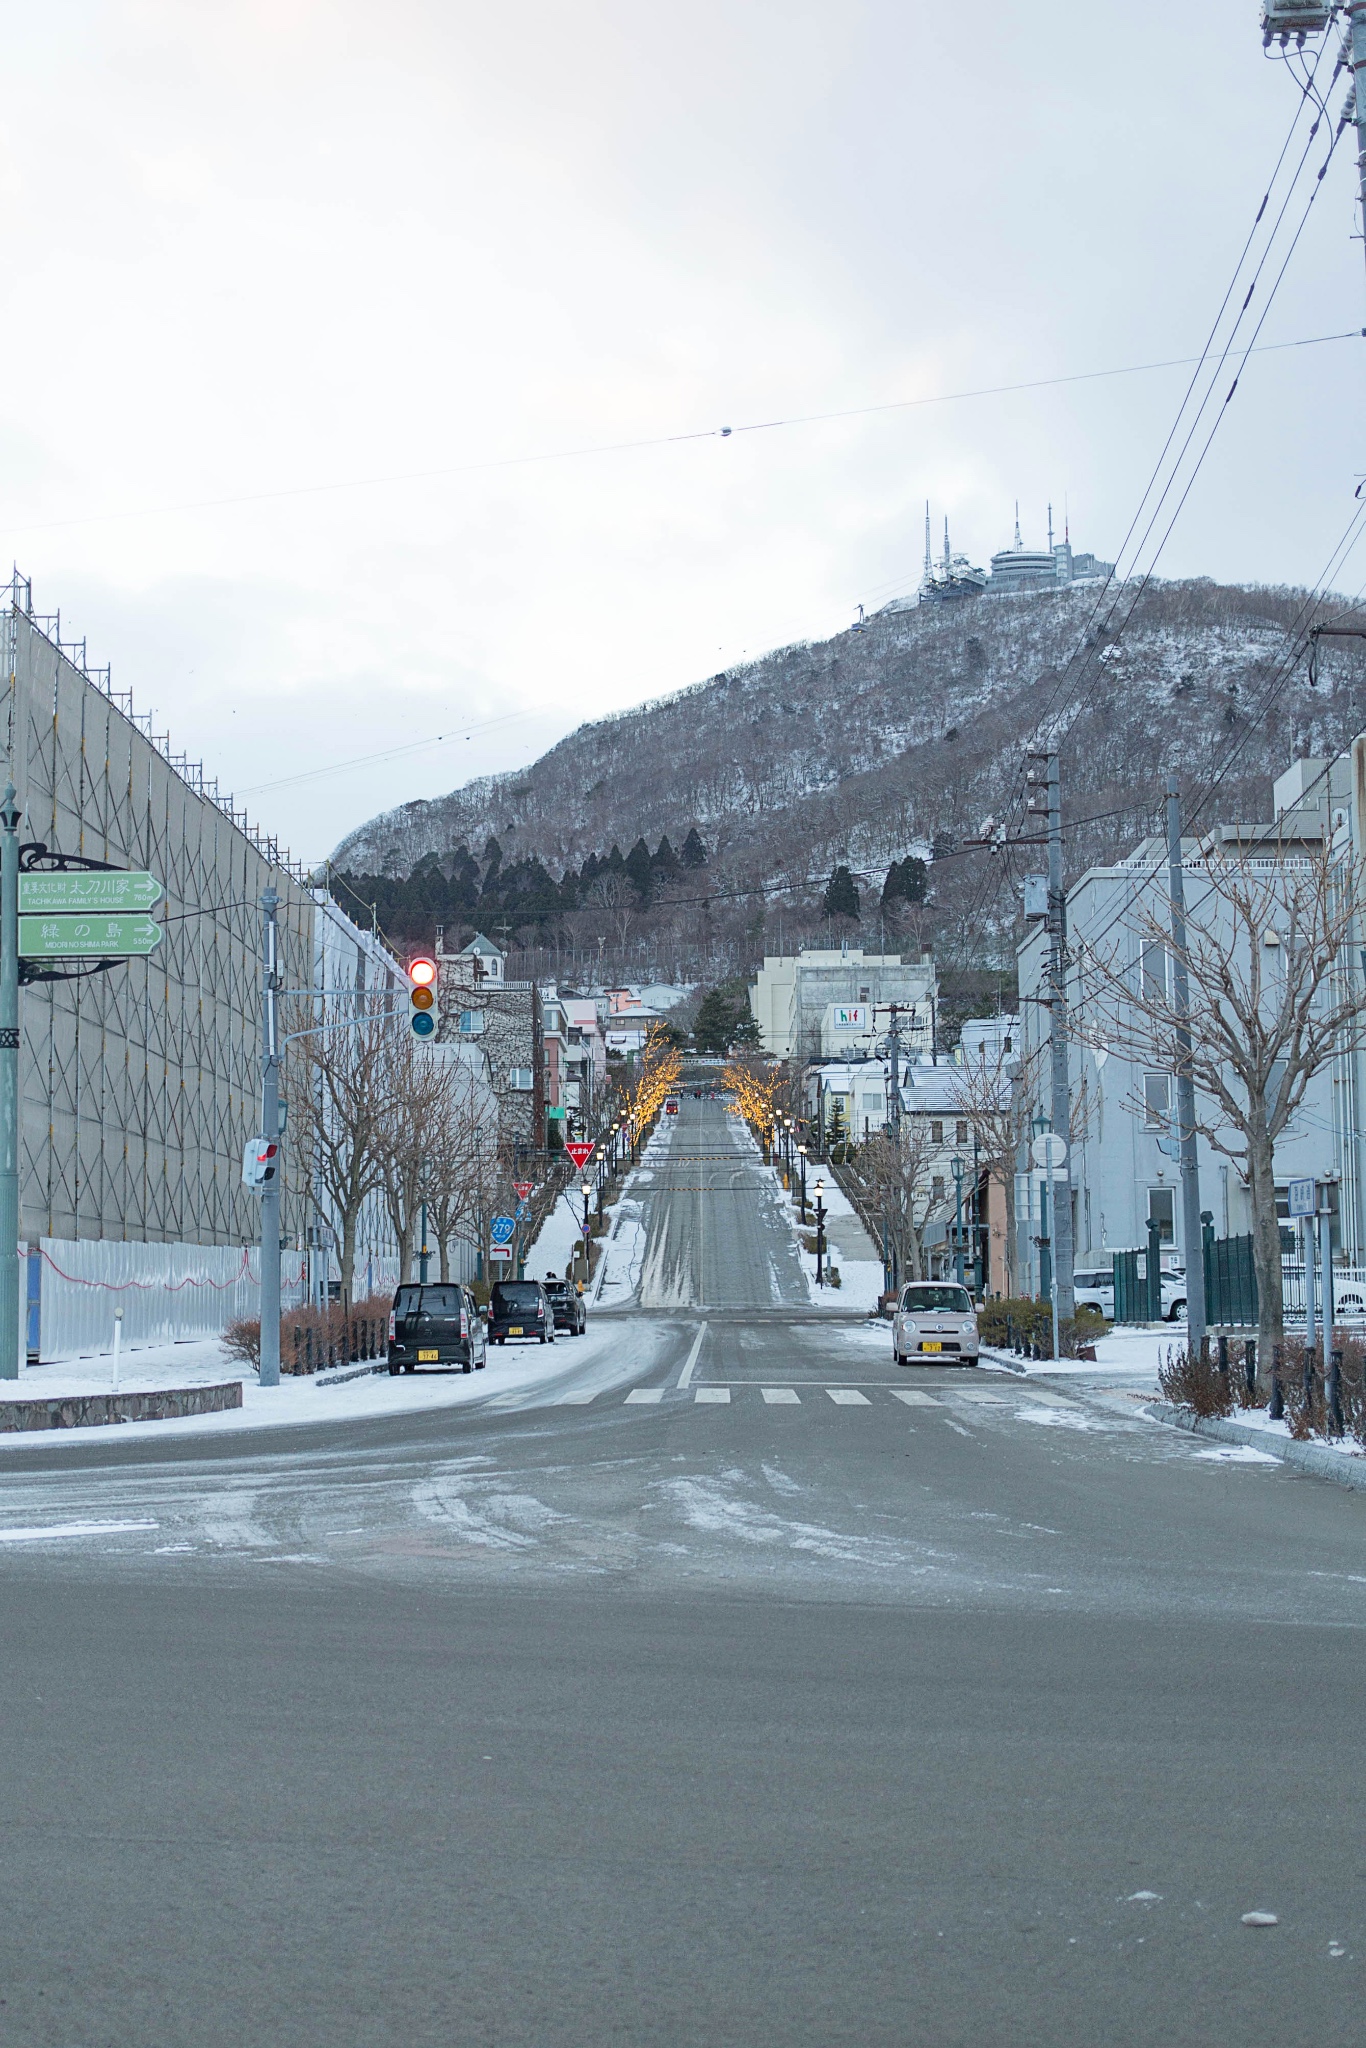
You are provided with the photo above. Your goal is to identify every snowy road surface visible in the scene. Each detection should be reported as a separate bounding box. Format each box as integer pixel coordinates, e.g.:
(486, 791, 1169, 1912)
(4, 1091, 1366, 2045)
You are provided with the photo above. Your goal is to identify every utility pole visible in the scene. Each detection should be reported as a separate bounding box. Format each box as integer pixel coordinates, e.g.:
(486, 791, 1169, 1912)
(886, 1003, 902, 1139)
(259, 886, 282, 1388)
(1044, 753, 1075, 1319)
(1166, 780, 1207, 1352)
(0, 782, 19, 1378)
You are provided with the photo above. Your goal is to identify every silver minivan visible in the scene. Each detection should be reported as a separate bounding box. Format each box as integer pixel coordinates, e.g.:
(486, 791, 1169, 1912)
(893, 1282, 979, 1365)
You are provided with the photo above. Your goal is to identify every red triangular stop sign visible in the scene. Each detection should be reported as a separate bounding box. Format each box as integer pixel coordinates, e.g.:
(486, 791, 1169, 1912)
(565, 1142, 594, 1170)
(513, 1181, 534, 1201)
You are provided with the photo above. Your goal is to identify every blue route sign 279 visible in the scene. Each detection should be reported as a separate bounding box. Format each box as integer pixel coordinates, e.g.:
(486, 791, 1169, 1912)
(490, 1215, 516, 1245)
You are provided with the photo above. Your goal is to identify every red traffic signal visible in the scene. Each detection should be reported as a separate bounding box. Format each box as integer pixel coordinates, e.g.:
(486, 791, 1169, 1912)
(408, 956, 439, 1038)
(242, 1136, 279, 1189)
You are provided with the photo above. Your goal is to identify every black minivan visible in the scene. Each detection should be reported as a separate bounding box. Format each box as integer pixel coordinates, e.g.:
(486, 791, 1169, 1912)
(488, 1279, 556, 1345)
(387, 1283, 488, 1375)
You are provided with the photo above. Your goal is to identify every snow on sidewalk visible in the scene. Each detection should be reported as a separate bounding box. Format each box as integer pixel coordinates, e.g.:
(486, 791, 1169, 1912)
(0, 1321, 648, 1448)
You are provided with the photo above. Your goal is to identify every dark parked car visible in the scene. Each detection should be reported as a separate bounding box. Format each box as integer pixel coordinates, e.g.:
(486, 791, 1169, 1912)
(387, 1283, 487, 1375)
(542, 1277, 587, 1335)
(488, 1279, 556, 1345)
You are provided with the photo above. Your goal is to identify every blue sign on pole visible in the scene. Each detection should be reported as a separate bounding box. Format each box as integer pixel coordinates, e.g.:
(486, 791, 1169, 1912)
(490, 1214, 515, 1245)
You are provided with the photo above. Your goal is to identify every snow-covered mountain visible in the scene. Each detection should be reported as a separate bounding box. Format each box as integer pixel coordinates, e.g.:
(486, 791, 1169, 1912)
(333, 577, 1366, 896)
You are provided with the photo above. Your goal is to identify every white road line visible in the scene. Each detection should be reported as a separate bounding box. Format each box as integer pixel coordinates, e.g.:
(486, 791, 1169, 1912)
(676, 1322, 708, 1390)
(826, 1389, 871, 1406)
(1015, 1390, 1082, 1407)
(0, 1519, 158, 1544)
(956, 1391, 1008, 1404)
(891, 1390, 942, 1407)
(694, 1387, 730, 1404)
(762, 1388, 801, 1404)
(556, 1391, 598, 1404)
(625, 1388, 664, 1404)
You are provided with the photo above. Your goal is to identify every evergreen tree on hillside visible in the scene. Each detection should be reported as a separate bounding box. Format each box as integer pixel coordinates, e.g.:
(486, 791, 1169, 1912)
(653, 835, 680, 884)
(881, 855, 927, 908)
(693, 988, 740, 1052)
(580, 851, 600, 885)
(823, 865, 860, 921)
(625, 836, 654, 905)
(680, 827, 708, 869)
(607, 844, 625, 873)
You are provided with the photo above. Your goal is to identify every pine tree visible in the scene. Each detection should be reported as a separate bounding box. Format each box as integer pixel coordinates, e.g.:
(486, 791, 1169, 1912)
(680, 827, 708, 869)
(653, 834, 680, 882)
(693, 988, 738, 1052)
(822, 865, 860, 921)
(625, 836, 654, 905)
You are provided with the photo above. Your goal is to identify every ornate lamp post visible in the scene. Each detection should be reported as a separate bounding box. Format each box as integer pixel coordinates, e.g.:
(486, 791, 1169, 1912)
(798, 1142, 808, 1223)
(814, 1176, 827, 1287)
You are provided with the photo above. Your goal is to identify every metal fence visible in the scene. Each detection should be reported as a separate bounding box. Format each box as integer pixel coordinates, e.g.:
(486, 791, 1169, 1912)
(32, 1237, 310, 1362)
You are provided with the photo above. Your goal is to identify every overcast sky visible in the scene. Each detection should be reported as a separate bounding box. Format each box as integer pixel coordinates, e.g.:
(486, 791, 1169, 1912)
(2, 1, 1362, 867)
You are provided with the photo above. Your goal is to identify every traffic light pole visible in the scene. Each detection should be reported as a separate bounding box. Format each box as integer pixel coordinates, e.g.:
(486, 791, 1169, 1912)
(1167, 781, 1207, 1352)
(259, 886, 282, 1388)
(0, 783, 20, 1378)
(1046, 754, 1075, 1321)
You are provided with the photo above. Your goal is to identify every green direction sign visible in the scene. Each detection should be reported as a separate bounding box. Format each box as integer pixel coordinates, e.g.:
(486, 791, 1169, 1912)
(19, 914, 163, 959)
(18, 871, 162, 915)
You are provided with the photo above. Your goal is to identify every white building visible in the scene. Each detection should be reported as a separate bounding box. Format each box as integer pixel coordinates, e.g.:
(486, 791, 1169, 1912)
(750, 947, 937, 1061)
(1016, 752, 1359, 1288)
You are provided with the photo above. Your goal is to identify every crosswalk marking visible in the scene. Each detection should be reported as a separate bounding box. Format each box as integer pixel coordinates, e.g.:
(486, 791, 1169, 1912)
(556, 1390, 598, 1404)
(826, 1389, 871, 1406)
(762, 1387, 801, 1404)
(694, 1387, 730, 1404)
(624, 1388, 664, 1404)
(957, 1390, 1008, 1404)
(1016, 1389, 1081, 1407)
(891, 1390, 942, 1406)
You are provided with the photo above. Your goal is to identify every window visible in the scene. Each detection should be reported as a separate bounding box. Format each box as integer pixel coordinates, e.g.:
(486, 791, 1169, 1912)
(1147, 1188, 1175, 1243)
(932, 1175, 946, 1202)
(457, 1009, 484, 1035)
(1143, 1073, 1171, 1129)
(1140, 941, 1168, 1004)
(508, 1067, 534, 1091)
(861, 1093, 882, 1113)
(955, 1120, 968, 1145)
(932, 1120, 943, 1144)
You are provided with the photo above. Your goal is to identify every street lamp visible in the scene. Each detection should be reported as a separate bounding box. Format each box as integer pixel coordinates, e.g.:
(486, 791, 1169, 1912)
(814, 1176, 827, 1287)
(797, 1142, 808, 1222)
(580, 1180, 593, 1281)
(951, 1154, 965, 1288)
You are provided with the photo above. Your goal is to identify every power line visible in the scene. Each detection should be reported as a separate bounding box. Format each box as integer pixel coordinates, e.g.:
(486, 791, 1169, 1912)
(0, 333, 1358, 545)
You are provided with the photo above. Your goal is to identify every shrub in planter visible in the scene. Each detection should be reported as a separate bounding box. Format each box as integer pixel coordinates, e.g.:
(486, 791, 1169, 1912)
(976, 1296, 1106, 1360)
(223, 1316, 260, 1370)
(1156, 1341, 1237, 1418)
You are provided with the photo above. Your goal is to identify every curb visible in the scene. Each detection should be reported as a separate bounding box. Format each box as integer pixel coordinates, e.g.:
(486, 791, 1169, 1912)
(315, 1360, 387, 1390)
(1149, 1400, 1366, 1492)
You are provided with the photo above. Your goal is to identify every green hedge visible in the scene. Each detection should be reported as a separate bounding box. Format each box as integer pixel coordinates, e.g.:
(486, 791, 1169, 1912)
(976, 1296, 1107, 1358)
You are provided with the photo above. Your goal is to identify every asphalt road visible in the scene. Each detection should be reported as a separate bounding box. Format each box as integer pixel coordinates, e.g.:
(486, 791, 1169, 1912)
(3, 1097, 1366, 2045)
(636, 1094, 808, 1308)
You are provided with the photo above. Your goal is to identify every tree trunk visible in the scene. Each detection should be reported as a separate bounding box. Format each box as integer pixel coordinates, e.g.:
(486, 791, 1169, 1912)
(1246, 1113, 1283, 1383)
(339, 1207, 359, 1312)
(1001, 1168, 1017, 1296)
(438, 1237, 450, 1282)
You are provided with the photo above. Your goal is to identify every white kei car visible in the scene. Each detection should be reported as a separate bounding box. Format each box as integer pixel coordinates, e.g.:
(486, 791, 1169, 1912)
(892, 1282, 979, 1365)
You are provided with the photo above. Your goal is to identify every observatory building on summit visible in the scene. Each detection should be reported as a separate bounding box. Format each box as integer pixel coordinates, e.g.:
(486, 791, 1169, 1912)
(879, 505, 1114, 615)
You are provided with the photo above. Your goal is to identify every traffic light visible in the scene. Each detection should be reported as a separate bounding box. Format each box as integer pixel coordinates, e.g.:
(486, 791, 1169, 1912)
(408, 956, 438, 1038)
(242, 1135, 278, 1189)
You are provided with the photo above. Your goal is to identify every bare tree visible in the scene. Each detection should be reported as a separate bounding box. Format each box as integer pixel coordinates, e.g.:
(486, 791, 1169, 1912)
(376, 1039, 452, 1281)
(422, 1061, 501, 1280)
(1081, 837, 1366, 1363)
(294, 1014, 395, 1308)
(855, 1120, 944, 1284)
(945, 1036, 1089, 1296)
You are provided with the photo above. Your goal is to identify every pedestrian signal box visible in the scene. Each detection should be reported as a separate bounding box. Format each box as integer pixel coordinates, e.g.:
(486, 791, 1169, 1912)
(408, 956, 438, 1038)
(242, 1136, 279, 1188)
